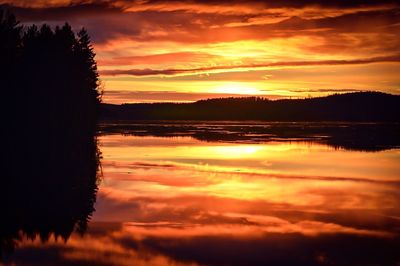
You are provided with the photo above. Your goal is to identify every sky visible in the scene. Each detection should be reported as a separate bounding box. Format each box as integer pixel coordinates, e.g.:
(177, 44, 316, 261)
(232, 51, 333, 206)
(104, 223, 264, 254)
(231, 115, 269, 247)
(2, 0, 400, 103)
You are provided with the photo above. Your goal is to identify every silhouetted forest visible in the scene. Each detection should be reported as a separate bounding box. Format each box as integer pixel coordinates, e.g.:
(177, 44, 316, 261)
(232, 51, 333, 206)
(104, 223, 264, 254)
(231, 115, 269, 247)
(102, 92, 400, 121)
(1, 8, 101, 257)
(1, 8, 101, 132)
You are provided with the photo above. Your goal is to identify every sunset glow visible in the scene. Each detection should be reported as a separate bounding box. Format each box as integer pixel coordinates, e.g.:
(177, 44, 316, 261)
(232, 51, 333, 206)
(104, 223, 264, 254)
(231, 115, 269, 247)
(2, 0, 399, 103)
(2, 2, 400, 264)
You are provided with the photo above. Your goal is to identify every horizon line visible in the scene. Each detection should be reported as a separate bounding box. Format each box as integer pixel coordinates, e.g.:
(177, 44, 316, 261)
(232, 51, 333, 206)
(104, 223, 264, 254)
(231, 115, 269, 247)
(102, 91, 398, 105)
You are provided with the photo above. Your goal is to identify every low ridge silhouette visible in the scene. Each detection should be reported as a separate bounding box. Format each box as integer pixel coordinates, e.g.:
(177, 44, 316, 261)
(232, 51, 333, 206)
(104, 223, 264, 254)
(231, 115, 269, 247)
(102, 92, 400, 122)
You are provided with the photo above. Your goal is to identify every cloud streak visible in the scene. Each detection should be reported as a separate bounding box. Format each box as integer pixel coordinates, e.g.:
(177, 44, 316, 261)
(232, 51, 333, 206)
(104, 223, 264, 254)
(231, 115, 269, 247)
(100, 55, 400, 76)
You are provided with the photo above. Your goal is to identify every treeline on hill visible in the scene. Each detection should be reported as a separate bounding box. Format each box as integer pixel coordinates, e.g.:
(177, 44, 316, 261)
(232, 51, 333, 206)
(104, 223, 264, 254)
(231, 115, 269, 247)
(1, 8, 101, 252)
(102, 92, 400, 121)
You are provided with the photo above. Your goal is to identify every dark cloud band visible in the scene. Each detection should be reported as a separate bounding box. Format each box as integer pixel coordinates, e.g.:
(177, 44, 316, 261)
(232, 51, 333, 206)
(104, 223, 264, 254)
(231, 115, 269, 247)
(100, 55, 400, 76)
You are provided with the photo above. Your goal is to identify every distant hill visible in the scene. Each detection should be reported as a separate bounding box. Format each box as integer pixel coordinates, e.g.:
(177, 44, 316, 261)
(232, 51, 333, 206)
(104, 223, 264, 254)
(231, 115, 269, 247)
(101, 92, 400, 121)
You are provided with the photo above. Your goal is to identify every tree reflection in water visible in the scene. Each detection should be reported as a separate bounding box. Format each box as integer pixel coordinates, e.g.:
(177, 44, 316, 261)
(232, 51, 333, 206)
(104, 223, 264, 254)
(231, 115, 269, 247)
(1, 129, 101, 257)
(0, 125, 100, 253)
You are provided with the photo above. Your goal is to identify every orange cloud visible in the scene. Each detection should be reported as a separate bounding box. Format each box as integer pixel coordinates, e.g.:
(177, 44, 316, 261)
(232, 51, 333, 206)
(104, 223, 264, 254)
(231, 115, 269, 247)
(100, 55, 400, 76)
(98, 52, 217, 66)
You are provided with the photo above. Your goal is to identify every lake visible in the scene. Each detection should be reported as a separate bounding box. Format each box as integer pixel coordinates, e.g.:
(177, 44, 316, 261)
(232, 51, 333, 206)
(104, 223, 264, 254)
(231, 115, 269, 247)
(2, 122, 400, 265)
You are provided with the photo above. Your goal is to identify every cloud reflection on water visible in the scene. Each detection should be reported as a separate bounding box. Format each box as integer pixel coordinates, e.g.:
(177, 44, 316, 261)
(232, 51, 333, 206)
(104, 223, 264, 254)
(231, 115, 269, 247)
(4, 134, 400, 265)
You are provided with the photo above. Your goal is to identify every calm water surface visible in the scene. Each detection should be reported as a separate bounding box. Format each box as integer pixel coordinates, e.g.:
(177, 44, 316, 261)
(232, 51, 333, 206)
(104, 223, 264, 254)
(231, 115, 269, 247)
(3, 124, 400, 265)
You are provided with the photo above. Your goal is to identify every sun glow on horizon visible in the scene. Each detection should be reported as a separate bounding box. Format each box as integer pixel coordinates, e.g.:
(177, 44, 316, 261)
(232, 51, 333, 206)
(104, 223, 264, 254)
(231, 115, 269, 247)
(213, 82, 262, 95)
(9, 0, 399, 103)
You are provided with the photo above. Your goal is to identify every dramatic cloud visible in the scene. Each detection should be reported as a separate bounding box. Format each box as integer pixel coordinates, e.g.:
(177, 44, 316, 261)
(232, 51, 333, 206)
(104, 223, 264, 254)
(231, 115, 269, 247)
(4, 0, 399, 10)
(98, 52, 217, 66)
(100, 55, 400, 76)
(4, 1, 400, 44)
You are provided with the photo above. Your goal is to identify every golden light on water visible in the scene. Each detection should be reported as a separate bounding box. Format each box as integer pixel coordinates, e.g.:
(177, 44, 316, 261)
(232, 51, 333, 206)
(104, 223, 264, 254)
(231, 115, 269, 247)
(97, 135, 400, 216)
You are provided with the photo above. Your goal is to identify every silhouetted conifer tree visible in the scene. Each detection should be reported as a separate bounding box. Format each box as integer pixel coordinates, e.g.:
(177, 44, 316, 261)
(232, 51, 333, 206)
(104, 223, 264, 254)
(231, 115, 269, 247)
(0, 9, 21, 74)
(0, 9, 22, 126)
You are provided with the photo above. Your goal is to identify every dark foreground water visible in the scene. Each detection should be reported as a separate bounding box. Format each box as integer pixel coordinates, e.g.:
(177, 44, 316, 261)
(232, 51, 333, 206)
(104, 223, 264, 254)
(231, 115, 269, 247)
(2, 122, 400, 265)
